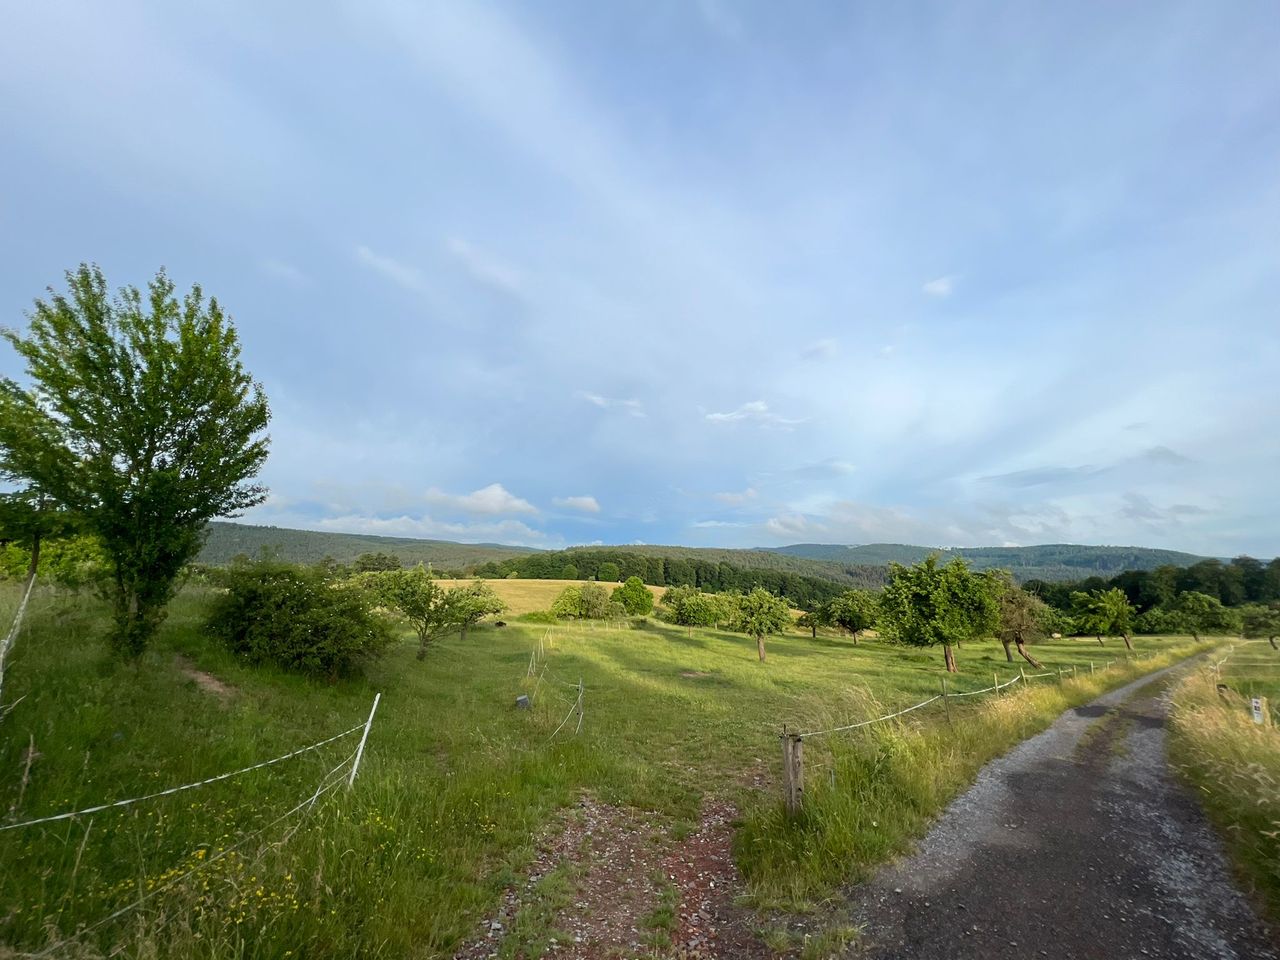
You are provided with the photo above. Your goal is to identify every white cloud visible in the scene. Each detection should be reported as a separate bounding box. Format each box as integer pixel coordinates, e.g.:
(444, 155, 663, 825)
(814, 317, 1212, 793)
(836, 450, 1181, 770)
(446, 237, 523, 296)
(705, 400, 805, 427)
(578, 391, 645, 417)
(424, 482, 536, 515)
(355, 245, 425, 292)
(554, 495, 601, 513)
(313, 513, 548, 546)
(692, 519, 748, 528)
(713, 487, 757, 505)
(922, 275, 958, 298)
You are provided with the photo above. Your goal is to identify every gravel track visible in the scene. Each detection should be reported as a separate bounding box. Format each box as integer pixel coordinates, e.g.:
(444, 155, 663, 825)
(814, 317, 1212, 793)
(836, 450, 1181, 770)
(847, 662, 1278, 959)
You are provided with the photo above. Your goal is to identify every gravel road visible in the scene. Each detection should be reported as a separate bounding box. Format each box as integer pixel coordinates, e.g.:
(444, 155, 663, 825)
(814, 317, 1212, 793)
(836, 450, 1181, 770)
(847, 663, 1278, 959)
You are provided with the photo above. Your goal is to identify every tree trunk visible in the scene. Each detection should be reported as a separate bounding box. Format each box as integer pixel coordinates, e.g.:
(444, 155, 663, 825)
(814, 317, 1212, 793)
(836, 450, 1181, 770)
(1121, 633, 1133, 652)
(1097, 635, 1105, 646)
(756, 635, 767, 663)
(851, 629, 859, 646)
(943, 643, 957, 673)
(1192, 631, 1201, 643)
(1000, 639, 1014, 663)
(1270, 635, 1278, 651)
(810, 624, 817, 638)
(1015, 640, 1044, 669)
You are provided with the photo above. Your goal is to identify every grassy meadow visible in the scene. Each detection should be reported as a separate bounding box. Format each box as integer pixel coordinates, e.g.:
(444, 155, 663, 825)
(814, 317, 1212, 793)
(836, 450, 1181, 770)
(0, 583, 1212, 958)
(1168, 642, 1280, 925)
(431, 578, 665, 617)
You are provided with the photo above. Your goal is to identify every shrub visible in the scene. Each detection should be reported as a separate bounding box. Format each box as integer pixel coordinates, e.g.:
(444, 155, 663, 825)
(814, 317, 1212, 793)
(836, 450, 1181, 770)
(206, 558, 394, 679)
(612, 576, 654, 616)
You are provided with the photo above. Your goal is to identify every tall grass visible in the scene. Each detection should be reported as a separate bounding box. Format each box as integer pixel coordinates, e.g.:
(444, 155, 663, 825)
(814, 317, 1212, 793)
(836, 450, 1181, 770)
(1168, 648, 1280, 924)
(736, 641, 1207, 906)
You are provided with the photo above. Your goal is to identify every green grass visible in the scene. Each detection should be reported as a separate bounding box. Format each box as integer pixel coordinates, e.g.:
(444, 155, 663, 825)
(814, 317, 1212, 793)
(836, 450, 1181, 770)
(0, 584, 1211, 958)
(1169, 642, 1280, 924)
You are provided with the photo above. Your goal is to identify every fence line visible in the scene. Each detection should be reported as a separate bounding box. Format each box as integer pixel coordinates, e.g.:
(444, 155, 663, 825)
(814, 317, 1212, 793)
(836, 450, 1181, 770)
(2, 697, 381, 832)
(28, 769, 347, 959)
(0, 570, 38, 716)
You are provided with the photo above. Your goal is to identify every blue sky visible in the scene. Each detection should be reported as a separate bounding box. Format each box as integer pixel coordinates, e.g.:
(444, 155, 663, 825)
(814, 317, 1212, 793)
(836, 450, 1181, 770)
(2, 1, 1278, 556)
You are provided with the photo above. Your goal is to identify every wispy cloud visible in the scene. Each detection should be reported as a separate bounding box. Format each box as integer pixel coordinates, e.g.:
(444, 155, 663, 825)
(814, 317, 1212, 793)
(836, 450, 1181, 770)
(705, 400, 805, 427)
(355, 245, 425, 292)
(259, 258, 308, 285)
(713, 487, 757, 505)
(554, 495, 601, 513)
(446, 237, 523, 297)
(424, 483, 536, 516)
(578, 392, 645, 417)
(922, 275, 958, 298)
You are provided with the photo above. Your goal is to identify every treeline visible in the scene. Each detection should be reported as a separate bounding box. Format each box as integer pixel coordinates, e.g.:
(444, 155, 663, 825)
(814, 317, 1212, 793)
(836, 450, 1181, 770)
(470, 548, 879, 608)
(1027, 556, 1280, 612)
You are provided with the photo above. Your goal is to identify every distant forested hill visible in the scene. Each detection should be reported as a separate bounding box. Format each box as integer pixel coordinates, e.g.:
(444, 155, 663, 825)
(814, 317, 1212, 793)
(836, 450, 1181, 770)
(199, 522, 538, 567)
(768, 542, 1211, 581)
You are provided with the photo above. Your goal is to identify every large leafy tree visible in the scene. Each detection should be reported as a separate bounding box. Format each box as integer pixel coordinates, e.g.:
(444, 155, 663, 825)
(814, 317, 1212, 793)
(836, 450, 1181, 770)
(1176, 591, 1240, 641)
(826, 589, 879, 644)
(452, 581, 507, 638)
(735, 587, 791, 662)
(0, 266, 269, 655)
(878, 556, 999, 673)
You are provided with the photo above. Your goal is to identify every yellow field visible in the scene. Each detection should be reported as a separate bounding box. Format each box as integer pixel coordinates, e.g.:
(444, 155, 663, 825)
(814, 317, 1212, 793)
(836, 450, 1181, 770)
(433, 577, 664, 616)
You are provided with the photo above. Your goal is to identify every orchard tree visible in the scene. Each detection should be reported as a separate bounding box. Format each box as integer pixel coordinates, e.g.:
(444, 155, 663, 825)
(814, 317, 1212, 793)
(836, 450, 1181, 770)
(0, 265, 269, 656)
(1176, 591, 1239, 641)
(995, 577, 1049, 667)
(1241, 604, 1280, 650)
(368, 565, 458, 659)
(736, 587, 791, 662)
(1071, 588, 1137, 651)
(797, 604, 829, 638)
(612, 576, 654, 616)
(662, 586, 719, 631)
(452, 581, 506, 638)
(827, 589, 879, 644)
(878, 556, 999, 673)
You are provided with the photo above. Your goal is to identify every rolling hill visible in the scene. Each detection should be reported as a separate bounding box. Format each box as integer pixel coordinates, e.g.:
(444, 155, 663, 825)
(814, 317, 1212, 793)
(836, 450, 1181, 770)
(198, 521, 538, 568)
(768, 542, 1212, 581)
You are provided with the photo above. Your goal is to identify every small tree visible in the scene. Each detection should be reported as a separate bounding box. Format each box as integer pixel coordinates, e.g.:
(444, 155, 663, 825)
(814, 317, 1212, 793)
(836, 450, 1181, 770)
(878, 556, 998, 673)
(826, 590, 879, 644)
(368, 565, 459, 659)
(551, 584, 584, 619)
(736, 587, 791, 662)
(596, 561, 622, 583)
(1241, 604, 1280, 650)
(452, 580, 506, 638)
(797, 605, 828, 638)
(0, 266, 270, 656)
(662, 586, 719, 631)
(612, 576, 654, 616)
(995, 577, 1049, 667)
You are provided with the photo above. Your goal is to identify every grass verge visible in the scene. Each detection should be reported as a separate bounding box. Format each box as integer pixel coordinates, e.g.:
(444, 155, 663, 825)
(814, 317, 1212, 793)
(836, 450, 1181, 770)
(1168, 643, 1280, 925)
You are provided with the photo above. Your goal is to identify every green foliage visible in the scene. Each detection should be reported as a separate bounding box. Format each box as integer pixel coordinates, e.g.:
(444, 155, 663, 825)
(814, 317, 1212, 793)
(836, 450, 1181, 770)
(735, 588, 791, 661)
(612, 576, 654, 616)
(661, 585, 720, 628)
(1135, 605, 1187, 635)
(360, 568, 455, 660)
(877, 556, 999, 670)
(1176, 591, 1241, 639)
(206, 559, 393, 678)
(1069, 587, 1135, 643)
(0, 534, 109, 589)
(549, 582, 621, 620)
(559, 563, 579, 580)
(0, 265, 270, 656)
(451, 580, 507, 636)
(596, 561, 622, 583)
(1241, 604, 1280, 642)
(994, 577, 1053, 664)
(353, 551, 403, 573)
(826, 589, 879, 640)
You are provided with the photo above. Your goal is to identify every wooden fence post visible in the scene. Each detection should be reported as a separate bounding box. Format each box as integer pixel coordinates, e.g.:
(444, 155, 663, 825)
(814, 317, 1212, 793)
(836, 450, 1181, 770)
(781, 728, 804, 816)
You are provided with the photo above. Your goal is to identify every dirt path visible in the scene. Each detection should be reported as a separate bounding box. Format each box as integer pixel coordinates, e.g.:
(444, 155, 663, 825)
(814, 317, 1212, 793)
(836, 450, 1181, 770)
(848, 663, 1278, 960)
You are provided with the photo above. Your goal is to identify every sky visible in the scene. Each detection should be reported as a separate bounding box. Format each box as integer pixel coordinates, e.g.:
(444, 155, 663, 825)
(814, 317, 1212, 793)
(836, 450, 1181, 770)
(1, 1, 1278, 557)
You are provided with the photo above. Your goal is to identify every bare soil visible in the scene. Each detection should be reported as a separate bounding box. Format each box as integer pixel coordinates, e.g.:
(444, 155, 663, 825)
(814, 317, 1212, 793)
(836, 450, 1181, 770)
(173, 654, 236, 703)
